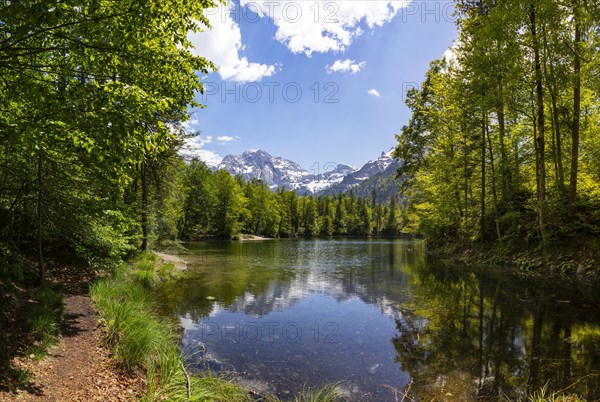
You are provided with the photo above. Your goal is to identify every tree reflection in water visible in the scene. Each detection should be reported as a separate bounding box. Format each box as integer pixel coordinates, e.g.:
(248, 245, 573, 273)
(159, 240, 600, 401)
(393, 260, 600, 401)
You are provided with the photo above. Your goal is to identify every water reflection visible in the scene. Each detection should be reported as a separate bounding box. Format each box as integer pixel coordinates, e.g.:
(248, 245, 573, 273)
(160, 240, 600, 401)
(396, 261, 600, 401)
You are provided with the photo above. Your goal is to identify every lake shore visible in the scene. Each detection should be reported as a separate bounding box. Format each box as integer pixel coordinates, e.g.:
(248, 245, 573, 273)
(238, 234, 274, 241)
(429, 238, 600, 277)
(153, 251, 188, 272)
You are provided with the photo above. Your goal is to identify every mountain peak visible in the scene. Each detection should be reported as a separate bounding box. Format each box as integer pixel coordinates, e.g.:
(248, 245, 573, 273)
(243, 148, 266, 155)
(216, 147, 401, 199)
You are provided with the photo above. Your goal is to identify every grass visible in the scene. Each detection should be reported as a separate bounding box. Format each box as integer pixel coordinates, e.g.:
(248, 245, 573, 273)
(527, 383, 585, 402)
(91, 254, 252, 401)
(25, 284, 64, 361)
(289, 384, 345, 402)
(261, 384, 345, 402)
(159, 262, 177, 279)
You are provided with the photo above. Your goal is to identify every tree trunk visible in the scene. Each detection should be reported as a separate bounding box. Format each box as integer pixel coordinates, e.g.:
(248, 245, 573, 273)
(463, 129, 469, 239)
(542, 22, 566, 196)
(496, 84, 510, 203)
(480, 113, 486, 244)
(141, 162, 149, 251)
(529, 5, 547, 242)
(569, 1, 582, 205)
(550, 94, 565, 193)
(36, 151, 44, 285)
(486, 124, 502, 242)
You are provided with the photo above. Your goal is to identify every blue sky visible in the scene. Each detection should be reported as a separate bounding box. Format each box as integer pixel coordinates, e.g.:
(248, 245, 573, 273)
(186, 1, 457, 170)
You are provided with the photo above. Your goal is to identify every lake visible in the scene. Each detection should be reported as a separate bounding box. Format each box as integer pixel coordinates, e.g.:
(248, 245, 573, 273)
(159, 239, 600, 401)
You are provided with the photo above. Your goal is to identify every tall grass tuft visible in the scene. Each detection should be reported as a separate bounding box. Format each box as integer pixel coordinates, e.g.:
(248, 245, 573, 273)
(134, 269, 158, 288)
(262, 383, 346, 402)
(291, 384, 345, 402)
(26, 284, 64, 360)
(527, 383, 584, 402)
(91, 254, 251, 401)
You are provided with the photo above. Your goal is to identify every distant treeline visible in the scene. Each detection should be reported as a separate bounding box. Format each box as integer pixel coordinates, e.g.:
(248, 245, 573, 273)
(180, 159, 407, 239)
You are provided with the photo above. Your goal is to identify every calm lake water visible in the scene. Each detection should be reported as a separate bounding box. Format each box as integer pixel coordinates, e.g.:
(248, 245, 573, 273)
(160, 239, 600, 401)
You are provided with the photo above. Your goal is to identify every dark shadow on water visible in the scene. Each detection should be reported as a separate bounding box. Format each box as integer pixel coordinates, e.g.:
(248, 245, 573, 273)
(392, 259, 600, 401)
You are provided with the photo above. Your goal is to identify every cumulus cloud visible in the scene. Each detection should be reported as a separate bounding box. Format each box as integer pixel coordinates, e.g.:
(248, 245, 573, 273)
(181, 134, 223, 166)
(217, 135, 235, 143)
(367, 89, 381, 97)
(189, 3, 276, 82)
(241, 0, 410, 56)
(442, 42, 459, 67)
(326, 59, 366, 74)
(195, 149, 223, 166)
(182, 118, 200, 132)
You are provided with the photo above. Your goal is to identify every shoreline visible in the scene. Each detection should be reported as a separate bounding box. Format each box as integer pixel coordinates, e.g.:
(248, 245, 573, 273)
(153, 251, 188, 272)
(238, 235, 274, 241)
(428, 240, 599, 278)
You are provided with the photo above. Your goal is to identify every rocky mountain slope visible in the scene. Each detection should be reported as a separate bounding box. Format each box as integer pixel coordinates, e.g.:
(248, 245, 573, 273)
(215, 148, 402, 201)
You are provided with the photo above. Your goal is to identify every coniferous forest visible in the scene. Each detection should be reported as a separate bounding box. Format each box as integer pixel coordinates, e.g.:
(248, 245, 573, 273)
(179, 159, 406, 239)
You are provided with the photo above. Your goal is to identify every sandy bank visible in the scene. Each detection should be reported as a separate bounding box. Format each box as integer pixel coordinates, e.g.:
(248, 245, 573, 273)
(238, 235, 274, 241)
(153, 251, 188, 272)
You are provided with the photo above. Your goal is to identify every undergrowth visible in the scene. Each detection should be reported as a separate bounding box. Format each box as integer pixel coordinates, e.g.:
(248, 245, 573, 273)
(25, 284, 64, 361)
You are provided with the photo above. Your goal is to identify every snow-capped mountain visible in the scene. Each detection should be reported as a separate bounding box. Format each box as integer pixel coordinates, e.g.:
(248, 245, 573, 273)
(217, 149, 306, 187)
(215, 148, 402, 199)
(316, 149, 403, 199)
(216, 149, 357, 195)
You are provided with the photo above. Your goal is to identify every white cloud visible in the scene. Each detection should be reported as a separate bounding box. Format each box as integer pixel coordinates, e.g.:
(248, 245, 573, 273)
(189, 3, 276, 82)
(181, 134, 223, 166)
(367, 89, 381, 97)
(217, 135, 235, 143)
(196, 149, 222, 166)
(442, 42, 458, 67)
(182, 118, 199, 132)
(241, 1, 410, 56)
(326, 59, 366, 74)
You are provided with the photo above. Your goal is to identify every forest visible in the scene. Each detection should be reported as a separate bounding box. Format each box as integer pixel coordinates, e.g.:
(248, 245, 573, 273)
(179, 159, 406, 239)
(0, 0, 213, 283)
(3, 0, 599, 285)
(2, 0, 600, 400)
(394, 0, 600, 262)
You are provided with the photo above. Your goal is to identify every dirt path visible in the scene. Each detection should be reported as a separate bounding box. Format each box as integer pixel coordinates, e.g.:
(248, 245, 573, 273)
(0, 295, 143, 402)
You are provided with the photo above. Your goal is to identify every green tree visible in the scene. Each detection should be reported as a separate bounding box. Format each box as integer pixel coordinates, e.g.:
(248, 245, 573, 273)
(334, 194, 347, 235)
(0, 0, 217, 281)
(395, 0, 600, 252)
(179, 158, 215, 239)
(212, 170, 247, 238)
(244, 179, 281, 237)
